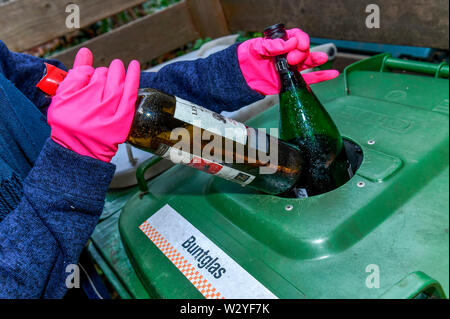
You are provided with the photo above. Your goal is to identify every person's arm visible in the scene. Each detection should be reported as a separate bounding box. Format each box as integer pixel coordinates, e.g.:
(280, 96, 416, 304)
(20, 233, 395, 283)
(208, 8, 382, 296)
(0, 138, 114, 298)
(0, 40, 261, 115)
(0, 40, 66, 112)
(2, 27, 337, 116)
(139, 31, 339, 114)
(139, 43, 264, 114)
(0, 48, 139, 298)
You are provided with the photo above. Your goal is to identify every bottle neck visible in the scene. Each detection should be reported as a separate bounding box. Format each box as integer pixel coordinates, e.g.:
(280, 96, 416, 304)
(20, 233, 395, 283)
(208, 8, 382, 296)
(274, 53, 343, 150)
(273, 55, 309, 93)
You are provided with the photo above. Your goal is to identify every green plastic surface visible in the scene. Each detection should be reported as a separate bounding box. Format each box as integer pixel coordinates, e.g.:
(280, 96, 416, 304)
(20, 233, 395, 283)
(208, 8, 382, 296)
(90, 189, 151, 299)
(93, 54, 449, 299)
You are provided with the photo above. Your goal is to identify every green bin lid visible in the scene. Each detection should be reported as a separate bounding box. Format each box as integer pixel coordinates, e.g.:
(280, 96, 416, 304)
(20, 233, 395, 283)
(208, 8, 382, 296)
(117, 54, 449, 299)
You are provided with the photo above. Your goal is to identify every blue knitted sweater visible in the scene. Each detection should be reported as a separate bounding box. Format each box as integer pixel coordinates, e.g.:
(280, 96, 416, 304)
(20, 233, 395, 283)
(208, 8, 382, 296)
(0, 40, 263, 298)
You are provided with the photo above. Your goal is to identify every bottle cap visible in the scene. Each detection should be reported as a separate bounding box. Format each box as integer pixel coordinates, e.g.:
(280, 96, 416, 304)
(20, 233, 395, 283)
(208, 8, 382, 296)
(263, 23, 287, 40)
(36, 63, 67, 96)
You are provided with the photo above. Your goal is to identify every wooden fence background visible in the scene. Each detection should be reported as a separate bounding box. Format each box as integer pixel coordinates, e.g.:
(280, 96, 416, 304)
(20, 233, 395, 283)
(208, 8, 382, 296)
(0, 0, 448, 68)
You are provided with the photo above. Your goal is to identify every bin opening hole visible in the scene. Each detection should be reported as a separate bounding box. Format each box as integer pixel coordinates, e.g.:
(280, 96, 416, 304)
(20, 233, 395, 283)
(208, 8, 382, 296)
(280, 138, 364, 199)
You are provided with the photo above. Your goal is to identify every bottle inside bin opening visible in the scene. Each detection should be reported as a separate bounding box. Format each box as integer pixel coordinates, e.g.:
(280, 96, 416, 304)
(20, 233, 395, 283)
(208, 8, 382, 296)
(264, 23, 356, 197)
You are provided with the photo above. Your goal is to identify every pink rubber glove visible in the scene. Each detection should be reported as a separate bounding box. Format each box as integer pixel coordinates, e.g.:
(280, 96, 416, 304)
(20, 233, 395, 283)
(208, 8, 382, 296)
(47, 48, 140, 162)
(237, 28, 339, 95)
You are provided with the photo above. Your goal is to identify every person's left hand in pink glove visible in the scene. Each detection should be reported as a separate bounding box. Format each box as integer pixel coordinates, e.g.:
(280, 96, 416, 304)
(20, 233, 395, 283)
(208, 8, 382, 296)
(47, 48, 140, 163)
(237, 28, 339, 95)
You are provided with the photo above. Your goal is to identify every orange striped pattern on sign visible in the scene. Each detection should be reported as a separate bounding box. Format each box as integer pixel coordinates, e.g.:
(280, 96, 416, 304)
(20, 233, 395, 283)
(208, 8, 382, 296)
(139, 220, 225, 299)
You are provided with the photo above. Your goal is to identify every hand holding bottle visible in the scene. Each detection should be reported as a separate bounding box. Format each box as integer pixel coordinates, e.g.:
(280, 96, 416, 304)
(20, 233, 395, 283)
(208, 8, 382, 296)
(47, 48, 140, 162)
(237, 27, 339, 95)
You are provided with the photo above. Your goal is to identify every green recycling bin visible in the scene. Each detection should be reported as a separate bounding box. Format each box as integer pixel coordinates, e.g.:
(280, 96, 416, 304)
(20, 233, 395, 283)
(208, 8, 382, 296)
(88, 53, 449, 299)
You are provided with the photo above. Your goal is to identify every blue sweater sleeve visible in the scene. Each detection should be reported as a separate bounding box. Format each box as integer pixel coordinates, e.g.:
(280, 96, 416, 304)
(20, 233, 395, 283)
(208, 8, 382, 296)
(0, 138, 115, 298)
(0, 40, 67, 113)
(139, 43, 264, 113)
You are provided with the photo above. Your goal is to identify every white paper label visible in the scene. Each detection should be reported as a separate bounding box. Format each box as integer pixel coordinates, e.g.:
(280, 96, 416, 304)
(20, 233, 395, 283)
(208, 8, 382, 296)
(139, 204, 278, 299)
(157, 145, 255, 186)
(174, 97, 248, 145)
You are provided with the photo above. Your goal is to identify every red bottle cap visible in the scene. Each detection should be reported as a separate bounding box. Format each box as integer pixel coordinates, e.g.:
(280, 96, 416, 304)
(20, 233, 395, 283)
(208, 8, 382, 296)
(36, 63, 67, 96)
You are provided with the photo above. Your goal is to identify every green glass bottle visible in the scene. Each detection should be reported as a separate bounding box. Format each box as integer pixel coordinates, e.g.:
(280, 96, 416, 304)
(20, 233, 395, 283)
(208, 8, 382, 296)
(264, 23, 352, 196)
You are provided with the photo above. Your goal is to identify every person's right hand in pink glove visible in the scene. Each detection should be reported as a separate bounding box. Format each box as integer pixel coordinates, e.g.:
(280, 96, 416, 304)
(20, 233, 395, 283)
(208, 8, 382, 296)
(47, 48, 140, 163)
(237, 28, 339, 95)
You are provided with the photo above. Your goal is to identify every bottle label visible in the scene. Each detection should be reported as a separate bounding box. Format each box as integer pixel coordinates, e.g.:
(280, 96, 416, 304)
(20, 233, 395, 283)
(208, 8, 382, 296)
(174, 97, 248, 145)
(246, 127, 272, 154)
(274, 57, 289, 73)
(156, 144, 255, 186)
(293, 187, 309, 198)
(347, 164, 354, 178)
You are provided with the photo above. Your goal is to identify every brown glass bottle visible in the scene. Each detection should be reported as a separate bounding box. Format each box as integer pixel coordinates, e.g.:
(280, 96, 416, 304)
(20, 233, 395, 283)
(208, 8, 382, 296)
(37, 64, 307, 195)
(127, 88, 305, 195)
